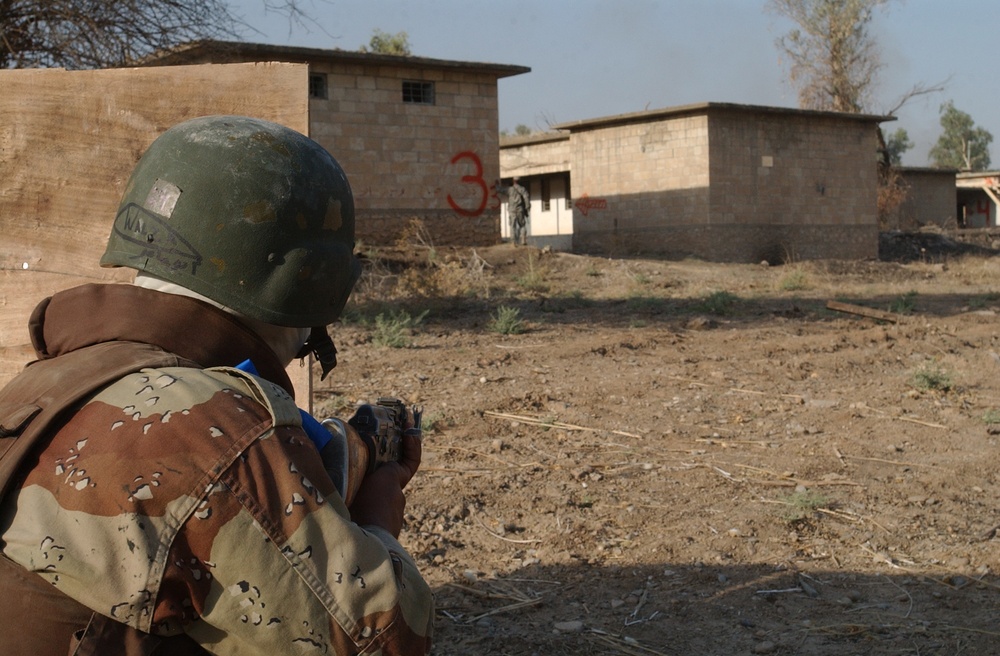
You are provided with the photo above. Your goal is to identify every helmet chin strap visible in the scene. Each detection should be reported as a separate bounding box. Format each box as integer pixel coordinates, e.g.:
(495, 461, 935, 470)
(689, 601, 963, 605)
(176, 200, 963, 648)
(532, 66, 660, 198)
(298, 326, 338, 380)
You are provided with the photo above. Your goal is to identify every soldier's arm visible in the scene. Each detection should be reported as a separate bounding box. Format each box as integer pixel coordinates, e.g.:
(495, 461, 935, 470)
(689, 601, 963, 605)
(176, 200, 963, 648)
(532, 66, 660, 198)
(164, 424, 433, 655)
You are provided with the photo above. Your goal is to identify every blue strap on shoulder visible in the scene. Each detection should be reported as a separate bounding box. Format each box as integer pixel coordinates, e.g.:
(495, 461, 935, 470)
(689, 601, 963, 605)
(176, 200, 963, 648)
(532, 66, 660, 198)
(234, 359, 331, 451)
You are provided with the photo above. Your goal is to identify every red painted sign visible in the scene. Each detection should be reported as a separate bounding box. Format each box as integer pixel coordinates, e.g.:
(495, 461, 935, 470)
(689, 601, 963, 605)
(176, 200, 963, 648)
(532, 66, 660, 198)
(576, 194, 607, 216)
(446, 151, 489, 217)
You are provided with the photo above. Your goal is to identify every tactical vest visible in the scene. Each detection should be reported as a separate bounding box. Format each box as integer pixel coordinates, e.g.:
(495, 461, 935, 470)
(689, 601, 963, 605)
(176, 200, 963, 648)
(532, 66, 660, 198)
(0, 341, 210, 656)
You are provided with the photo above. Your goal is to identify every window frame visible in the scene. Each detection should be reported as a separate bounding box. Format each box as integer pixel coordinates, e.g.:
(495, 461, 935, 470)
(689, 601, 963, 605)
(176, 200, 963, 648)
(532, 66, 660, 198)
(402, 80, 435, 105)
(308, 73, 328, 100)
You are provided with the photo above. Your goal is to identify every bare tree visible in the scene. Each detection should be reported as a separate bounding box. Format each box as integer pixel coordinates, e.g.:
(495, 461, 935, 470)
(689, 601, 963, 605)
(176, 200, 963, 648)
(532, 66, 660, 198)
(770, 0, 953, 229)
(769, 0, 891, 113)
(0, 0, 322, 69)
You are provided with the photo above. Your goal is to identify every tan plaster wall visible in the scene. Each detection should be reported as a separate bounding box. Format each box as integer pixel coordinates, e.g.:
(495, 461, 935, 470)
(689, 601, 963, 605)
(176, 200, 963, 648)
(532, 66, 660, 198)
(0, 63, 315, 402)
(500, 137, 572, 178)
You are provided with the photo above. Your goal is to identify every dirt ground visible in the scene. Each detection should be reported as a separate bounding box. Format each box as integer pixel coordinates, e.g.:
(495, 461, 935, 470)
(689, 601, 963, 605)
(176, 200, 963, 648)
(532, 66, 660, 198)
(313, 234, 1000, 656)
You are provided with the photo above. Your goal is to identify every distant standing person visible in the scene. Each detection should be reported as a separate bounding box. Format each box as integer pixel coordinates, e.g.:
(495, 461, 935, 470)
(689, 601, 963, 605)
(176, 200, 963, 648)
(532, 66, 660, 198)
(506, 177, 530, 246)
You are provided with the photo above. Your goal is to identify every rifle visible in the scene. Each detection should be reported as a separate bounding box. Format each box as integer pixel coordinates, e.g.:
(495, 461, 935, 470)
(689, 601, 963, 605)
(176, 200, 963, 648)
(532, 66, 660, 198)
(319, 398, 422, 506)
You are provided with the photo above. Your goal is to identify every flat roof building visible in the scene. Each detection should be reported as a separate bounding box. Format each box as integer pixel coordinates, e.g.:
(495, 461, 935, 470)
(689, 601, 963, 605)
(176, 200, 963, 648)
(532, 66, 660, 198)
(502, 102, 892, 262)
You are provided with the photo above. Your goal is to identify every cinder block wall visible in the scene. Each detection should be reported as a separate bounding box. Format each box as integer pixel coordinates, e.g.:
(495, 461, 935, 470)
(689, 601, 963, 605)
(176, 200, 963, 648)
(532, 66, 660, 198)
(706, 110, 879, 261)
(309, 62, 501, 246)
(894, 170, 957, 229)
(573, 109, 880, 261)
(571, 114, 712, 254)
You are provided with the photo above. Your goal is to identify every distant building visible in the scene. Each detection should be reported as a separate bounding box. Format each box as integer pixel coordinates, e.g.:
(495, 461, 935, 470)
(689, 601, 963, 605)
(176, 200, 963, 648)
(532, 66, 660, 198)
(887, 167, 958, 230)
(140, 40, 530, 246)
(955, 171, 1000, 228)
(501, 102, 892, 262)
(498, 132, 573, 250)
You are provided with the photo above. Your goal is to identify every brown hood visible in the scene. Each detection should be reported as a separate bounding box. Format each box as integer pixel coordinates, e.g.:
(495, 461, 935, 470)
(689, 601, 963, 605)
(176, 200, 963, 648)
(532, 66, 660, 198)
(28, 284, 295, 395)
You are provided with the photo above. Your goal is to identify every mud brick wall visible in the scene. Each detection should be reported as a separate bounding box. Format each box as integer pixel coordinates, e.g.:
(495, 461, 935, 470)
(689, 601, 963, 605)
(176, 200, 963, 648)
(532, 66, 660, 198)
(500, 133, 572, 178)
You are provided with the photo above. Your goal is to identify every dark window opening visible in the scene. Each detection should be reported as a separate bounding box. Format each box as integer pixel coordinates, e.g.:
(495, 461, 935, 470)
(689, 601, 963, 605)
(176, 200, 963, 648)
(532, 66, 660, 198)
(309, 73, 328, 99)
(541, 178, 551, 212)
(402, 80, 435, 105)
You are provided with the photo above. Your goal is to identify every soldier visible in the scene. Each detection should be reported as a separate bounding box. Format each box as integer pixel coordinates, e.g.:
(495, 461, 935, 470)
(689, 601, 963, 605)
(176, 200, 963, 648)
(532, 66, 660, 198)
(0, 116, 433, 654)
(507, 177, 530, 246)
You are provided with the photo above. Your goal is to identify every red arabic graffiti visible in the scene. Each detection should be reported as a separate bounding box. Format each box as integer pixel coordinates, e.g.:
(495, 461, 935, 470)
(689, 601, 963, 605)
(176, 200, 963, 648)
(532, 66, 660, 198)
(447, 151, 489, 217)
(575, 194, 608, 216)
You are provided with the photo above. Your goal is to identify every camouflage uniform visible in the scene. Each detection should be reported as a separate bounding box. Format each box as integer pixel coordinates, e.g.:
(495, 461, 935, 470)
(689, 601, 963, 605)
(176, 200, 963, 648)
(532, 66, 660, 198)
(0, 283, 434, 655)
(507, 180, 530, 245)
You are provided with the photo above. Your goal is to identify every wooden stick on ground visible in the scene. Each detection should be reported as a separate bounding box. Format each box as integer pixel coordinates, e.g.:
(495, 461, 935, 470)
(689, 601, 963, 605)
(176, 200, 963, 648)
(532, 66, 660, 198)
(484, 411, 641, 438)
(826, 300, 900, 323)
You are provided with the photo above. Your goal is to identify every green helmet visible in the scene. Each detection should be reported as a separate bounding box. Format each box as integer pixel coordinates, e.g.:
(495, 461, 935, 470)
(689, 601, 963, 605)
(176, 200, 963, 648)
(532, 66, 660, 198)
(101, 115, 360, 329)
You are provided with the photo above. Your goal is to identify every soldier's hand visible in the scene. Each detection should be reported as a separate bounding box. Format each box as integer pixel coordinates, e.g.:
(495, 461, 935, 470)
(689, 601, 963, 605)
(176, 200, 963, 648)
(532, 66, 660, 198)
(349, 430, 421, 537)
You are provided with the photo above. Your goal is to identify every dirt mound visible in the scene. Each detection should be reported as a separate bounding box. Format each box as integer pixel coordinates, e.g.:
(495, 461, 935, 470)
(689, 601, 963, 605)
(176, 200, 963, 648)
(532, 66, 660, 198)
(879, 230, 1000, 263)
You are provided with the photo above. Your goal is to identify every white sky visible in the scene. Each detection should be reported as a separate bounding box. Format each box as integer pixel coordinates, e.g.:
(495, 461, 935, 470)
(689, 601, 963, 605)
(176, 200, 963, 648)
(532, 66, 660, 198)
(231, 0, 1000, 167)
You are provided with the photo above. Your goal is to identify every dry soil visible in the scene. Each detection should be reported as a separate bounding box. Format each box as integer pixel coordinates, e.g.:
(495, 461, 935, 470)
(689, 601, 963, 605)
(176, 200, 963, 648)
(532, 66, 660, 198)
(313, 238, 1000, 656)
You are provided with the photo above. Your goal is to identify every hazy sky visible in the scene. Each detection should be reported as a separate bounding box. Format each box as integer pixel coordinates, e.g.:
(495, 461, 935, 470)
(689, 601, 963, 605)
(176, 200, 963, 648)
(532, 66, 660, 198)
(231, 0, 999, 167)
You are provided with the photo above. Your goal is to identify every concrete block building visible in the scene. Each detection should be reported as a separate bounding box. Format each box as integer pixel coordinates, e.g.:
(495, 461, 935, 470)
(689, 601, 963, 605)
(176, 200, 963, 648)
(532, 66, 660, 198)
(891, 167, 958, 229)
(498, 132, 573, 250)
(501, 102, 891, 262)
(141, 40, 529, 246)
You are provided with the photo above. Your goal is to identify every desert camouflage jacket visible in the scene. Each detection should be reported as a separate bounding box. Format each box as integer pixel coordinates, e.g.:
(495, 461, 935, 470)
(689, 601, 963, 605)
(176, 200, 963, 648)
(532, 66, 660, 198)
(507, 183, 529, 220)
(0, 284, 433, 655)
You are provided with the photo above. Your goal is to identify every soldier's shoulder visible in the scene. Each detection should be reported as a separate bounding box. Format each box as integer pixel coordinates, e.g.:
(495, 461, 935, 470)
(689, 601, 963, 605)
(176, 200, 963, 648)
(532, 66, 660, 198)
(92, 365, 302, 429)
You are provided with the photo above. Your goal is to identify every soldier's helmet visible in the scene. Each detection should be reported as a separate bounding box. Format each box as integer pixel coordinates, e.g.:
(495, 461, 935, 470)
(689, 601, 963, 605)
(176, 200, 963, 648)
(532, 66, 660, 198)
(101, 115, 361, 330)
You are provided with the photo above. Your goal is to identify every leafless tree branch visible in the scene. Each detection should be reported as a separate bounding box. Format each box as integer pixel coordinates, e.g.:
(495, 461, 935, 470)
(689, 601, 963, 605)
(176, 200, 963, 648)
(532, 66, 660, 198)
(1, 0, 330, 69)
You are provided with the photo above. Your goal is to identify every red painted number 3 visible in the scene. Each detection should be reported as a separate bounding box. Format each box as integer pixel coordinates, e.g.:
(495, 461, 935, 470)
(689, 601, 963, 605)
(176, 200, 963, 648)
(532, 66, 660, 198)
(447, 151, 488, 217)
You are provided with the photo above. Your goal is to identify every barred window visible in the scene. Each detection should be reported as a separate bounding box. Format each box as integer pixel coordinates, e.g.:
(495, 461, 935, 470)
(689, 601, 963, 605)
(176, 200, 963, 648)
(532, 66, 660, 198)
(402, 80, 435, 105)
(309, 73, 328, 99)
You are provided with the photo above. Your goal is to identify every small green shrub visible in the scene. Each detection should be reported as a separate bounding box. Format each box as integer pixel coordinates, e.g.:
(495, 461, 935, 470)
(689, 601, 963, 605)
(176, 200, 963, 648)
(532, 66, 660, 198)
(779, 269, 809, 291)
(695, 290, 739, 315)
(968, 293, 999, 309)
(490, 305, 525, 335)
(419, 410, 445, 434)
(780, 490, 831, 523)
(372, 309, 428, 348)
(982, 409, 1000, 425)
(910, 362, 952, 392)
(889, 290, 918, 314)
(516, 254, 548, 292)
(626, 294, 664, 312)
